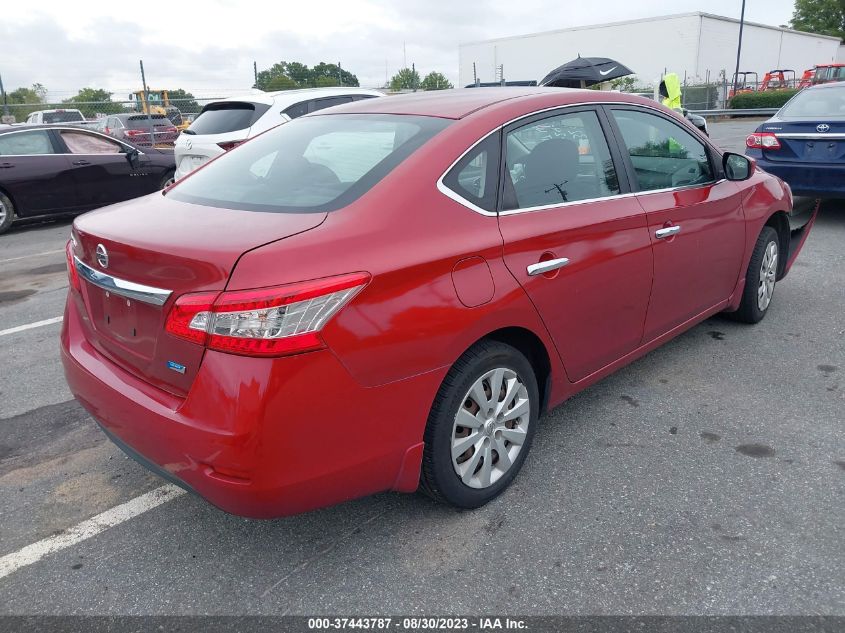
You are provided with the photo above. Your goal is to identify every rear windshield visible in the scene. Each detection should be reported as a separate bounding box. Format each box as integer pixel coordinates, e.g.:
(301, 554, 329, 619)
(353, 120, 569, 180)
(126, 115, 170, 126)
(167, 114, 450, 213)
(42, 111, 84, 123)
(187, 102, 271, 135)
(779, 85, 845, 118)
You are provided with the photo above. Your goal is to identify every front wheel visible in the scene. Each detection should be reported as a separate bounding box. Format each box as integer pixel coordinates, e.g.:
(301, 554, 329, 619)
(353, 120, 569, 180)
(730, 226, 780, 323)
(420, 341, 539, 509)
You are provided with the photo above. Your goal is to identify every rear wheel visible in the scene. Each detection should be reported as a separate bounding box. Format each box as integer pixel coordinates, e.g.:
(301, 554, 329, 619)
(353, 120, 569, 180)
(0, 191, 15, 235)
(420, 341, 538, 509)
(160, 172, 175, 190)
(731, 226, 780, 323)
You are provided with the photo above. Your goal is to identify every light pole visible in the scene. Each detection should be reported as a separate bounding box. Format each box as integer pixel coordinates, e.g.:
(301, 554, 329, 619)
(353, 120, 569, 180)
(732, 0, 747, 98)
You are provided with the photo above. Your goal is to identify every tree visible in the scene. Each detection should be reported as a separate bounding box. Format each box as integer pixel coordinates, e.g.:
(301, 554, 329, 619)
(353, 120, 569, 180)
(4, 84, 45, 122)
(790, 0, 845, 41)
(254, 61, 359, 90)
(420, 72, 453, 90)
(167, 89, 199, 114)
(63, 88, 125, 117)
(390, 67, 421, 91)
(311, 62, 359, 87)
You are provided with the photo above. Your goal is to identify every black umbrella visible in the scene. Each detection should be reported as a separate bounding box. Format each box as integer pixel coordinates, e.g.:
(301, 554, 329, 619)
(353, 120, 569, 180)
(539, 56, 633, 88)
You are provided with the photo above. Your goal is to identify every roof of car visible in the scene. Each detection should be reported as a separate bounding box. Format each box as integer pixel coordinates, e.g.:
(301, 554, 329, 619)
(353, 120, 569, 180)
(807, 80, 845, 90)
(207, 87, 385, 108)
(312, 87, 655, 120)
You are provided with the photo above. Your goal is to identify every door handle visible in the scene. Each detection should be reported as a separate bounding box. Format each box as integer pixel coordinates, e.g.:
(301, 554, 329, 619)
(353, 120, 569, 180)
(72, 160, 91, 166)
(527, 257, 570, 276)
(0, 162, 14, 169)
(655, 225, 681, 239)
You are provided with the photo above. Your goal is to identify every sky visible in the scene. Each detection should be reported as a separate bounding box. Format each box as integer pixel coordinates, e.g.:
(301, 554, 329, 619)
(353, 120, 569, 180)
(1, 0, 797, 100)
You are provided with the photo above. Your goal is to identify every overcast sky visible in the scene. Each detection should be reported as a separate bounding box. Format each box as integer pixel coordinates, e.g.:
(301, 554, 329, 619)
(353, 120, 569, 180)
(2, 0, 797, 98)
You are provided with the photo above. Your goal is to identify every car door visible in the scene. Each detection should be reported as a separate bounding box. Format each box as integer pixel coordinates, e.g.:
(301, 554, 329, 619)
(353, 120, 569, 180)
(57, 129, 150, 207)
(606, 106, 746, 342)
(496, 107, 654, 383)
(0, 129, 80, 216)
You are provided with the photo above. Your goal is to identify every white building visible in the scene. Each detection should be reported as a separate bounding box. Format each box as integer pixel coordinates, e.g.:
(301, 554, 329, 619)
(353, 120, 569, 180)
(459, 12, 842, 87)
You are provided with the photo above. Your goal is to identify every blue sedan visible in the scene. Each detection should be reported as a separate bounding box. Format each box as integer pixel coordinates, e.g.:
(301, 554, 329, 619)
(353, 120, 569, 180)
(746, 81, 845, 197)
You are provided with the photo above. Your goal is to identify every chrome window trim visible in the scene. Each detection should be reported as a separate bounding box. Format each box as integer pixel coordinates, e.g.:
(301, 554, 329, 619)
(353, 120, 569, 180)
(74, 256, 172, 306)
(774, 133, 845, 139)
(436, 100, 714, 217)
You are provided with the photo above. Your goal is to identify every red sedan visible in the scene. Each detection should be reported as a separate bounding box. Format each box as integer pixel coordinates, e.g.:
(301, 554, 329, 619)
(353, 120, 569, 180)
(61, 89, 817, 518)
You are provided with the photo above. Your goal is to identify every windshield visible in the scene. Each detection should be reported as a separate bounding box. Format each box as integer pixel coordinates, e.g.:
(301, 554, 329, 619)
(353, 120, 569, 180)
(168, 114, 450, 213)
(779, 84, 845, 118)
(42, 111, 84, 123)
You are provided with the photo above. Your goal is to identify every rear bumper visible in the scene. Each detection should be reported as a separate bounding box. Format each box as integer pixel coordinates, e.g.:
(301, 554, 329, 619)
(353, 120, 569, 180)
(754, 157, 845, 197)
(783, 196, 820, 278)
(61, 295, 441, 518)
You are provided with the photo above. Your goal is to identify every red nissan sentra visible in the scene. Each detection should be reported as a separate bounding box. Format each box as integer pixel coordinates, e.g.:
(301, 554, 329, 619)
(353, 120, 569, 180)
(61, 89, 817, 518)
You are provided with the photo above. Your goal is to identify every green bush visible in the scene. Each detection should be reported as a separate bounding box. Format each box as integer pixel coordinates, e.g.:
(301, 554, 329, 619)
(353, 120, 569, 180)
(729, 89, 799, 109)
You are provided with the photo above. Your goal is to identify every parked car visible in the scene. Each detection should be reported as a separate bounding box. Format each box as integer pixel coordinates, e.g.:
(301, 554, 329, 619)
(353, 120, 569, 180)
(746, 81, 845, 197)
(62, 89, 816, 518)
(0, 125, 175, 234)
(173, 87, 383, 180)
(24, 109, 99, 128)
(101, 113, 179, 147)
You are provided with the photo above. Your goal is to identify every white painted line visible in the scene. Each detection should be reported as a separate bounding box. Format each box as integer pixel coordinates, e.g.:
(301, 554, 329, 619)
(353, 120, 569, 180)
(0, 249, 65, 264)
(0, 484, 185, 580)
(0, 316, 63, 337)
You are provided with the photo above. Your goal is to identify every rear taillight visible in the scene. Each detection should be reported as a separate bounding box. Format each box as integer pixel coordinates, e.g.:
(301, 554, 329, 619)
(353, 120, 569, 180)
(166, 126, 177, 134)
(66, 240, 81, 292)
(746, 132, 781, 150)
(217, 140, 245, 152)
(124, 129, 146, 138)
(165, 272, 370, 357)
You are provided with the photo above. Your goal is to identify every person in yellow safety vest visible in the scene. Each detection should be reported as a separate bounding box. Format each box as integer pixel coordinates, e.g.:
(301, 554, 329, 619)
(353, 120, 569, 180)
(659, 73, 682, 110)
(658, 73, 685, 154)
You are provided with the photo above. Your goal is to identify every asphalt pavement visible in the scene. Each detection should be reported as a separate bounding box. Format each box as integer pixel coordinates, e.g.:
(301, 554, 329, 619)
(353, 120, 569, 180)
(0, 119, 842, 615)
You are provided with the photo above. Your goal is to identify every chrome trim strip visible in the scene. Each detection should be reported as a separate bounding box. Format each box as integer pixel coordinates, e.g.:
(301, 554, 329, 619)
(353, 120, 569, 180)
(774, 133, 845, 140)
(74, 256, 172, 306)
(436, 100, 716, 217)
(527, 257, 570, 276)
(655, 226, 681, 239)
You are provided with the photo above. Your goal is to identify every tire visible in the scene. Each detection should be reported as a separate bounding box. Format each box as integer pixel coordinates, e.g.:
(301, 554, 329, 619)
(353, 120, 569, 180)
(420, 340, 539, 509)
(730, 226, 780, 323)
(160, 172, 175, 190)
(0, 191, 14, 235)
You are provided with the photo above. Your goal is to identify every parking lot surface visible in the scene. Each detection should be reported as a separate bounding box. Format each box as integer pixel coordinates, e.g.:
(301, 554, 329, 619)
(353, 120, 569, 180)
(0, 119, 842, 615)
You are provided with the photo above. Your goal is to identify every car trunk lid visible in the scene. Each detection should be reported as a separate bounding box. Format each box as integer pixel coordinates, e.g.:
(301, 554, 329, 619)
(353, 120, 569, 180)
(71, 193, 326, 397)
(762, 120, 845, 163)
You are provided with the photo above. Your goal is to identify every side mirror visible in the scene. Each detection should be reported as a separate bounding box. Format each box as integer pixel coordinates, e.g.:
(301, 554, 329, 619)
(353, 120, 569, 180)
(125, 147, 141, 169)
(723, 152, 752, 181)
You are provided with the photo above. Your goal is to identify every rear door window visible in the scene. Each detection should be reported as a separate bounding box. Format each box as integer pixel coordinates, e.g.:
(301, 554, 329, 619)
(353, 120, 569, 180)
(0, 130, 56, 155)
(309, 96, 354, 113)
(188, 102, 270, 134)
(503, 110, 620, 210)
(60, 131, 123, 154)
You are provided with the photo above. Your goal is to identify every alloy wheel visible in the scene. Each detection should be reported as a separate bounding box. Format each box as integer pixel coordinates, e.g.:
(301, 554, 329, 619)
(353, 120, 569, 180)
(757, 240, 778, 311)
(451, 367, 530, 489)
(0, 198, 7, 225)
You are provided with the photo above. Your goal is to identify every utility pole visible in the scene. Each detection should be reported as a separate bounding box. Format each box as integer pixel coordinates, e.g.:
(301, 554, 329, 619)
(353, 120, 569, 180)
(338, 61, 342, 86)
(139, 60, 155, 149)
(732, 0, 747, 98)
(412, 63, 417, 91)
(253, 61, 258, 87)
(473, 62, 478, 87)
(403, 42, 407, 69)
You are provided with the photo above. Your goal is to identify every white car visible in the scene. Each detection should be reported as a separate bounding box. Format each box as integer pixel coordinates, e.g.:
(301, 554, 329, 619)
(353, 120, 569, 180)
(25, 109, 99, 128)
(174, 87, 383, 180)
